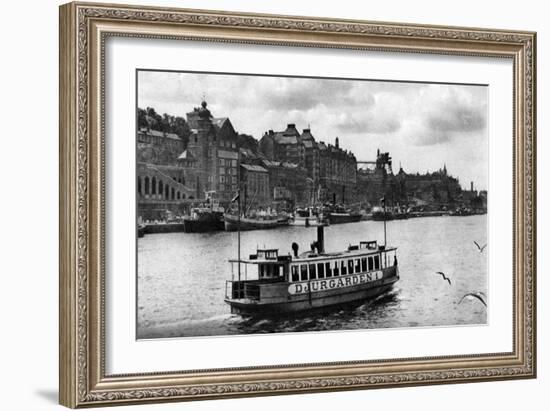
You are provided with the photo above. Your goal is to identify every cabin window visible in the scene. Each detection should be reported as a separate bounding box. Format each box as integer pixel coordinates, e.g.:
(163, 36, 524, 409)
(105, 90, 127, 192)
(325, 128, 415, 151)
(309, 264, 317, 280)
(361, 258, 367, 272)
(300, 265, 308, 281)
(259, 265, 265, 277)
(333, 261, 339, 276)
(325, 262, 332, 277)
(374, 255, 380, 270)
(291, 266, 299, 282)
(317, 263, 325, 279)
(368, 257, 374, 271)
(355, 259, 361, 272)
(348, 259, 354, 274)
(341, 261, 347, 275)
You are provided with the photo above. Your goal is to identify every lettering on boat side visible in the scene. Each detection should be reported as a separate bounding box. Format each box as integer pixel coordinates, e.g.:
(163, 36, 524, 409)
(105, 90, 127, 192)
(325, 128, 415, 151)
(288, 271, 384, 295)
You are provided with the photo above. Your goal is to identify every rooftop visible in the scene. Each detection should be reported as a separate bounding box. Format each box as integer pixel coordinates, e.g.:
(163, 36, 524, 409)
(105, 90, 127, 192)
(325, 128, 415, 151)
(240, 164, 268, 173)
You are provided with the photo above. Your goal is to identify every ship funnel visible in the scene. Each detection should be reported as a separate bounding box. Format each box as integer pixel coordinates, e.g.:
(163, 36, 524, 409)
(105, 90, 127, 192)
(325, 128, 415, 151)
(317, 225, 325, 254)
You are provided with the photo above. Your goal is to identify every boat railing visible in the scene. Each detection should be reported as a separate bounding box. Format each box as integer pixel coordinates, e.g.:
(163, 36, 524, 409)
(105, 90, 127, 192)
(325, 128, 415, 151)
(226, 280, 260, 300)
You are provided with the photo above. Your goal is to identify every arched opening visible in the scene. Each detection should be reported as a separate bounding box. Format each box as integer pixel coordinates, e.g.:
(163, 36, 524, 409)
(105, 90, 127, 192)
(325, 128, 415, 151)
(182, 193, 186, 199)
(158, 180, 164, 198)
(176, 192, 180, 200)
(164, 185, 169, 199)
(144, 176, 150, 195)
(171, 187, 175, 200)
(152, 177, 157, 195)
(137, 177, 142, 196)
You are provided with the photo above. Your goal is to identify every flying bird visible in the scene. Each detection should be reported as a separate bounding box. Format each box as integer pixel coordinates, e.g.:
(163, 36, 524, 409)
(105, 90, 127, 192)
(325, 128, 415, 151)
(435, 271, 452, 286)
(459, 292, 487, 307)
(474, 241, 487, 253)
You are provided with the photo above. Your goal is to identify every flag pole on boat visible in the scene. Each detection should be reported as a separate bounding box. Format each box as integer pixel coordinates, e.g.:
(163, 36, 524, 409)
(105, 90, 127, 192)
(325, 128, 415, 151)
(381, 196, 387, 248)
(232, 150, 242, 282)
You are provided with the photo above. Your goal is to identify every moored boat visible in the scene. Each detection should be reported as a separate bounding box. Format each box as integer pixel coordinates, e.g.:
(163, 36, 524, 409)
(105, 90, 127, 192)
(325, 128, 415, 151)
(224, 213, 290, 231)
(183, 207, 224, 233)
(290, 207, 325, 227)
(224, 225, 399, 315)
(323, 205, 362, 224)
(371, 206, 394, 221)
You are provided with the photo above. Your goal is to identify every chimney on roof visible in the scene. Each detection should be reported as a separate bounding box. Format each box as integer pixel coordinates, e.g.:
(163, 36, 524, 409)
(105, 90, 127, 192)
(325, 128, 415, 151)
(471, 181, 474, 192)
(335, 137, 339, 148)
(287, 123, 296, 129)
(268, 129, 274, 135)
(303, 128, 310, 133)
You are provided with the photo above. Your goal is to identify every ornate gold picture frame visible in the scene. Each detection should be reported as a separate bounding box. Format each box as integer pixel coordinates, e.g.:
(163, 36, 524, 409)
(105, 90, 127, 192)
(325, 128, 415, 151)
(59, 2, 536, 408)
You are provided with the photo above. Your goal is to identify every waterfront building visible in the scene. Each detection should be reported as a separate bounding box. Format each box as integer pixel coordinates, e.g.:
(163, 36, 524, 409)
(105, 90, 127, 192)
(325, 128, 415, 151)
(184, 101, 239, 203)
(259, 126, 357, 205)
(239, 164, 270, 209)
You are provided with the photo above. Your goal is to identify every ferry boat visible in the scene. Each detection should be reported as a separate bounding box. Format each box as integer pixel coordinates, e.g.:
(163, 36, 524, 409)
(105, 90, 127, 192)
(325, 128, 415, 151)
(224, 225, 399, 315)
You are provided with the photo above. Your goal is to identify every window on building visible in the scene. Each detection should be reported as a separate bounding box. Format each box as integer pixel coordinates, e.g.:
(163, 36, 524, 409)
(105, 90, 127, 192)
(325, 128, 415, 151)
(309, 264, 316, 280)
(171, 188, 175, 200)
(144, 177, 150, 195)
(361, 258, 367, 272)
(374, 255, 380, 270)
(355, 259, 361, 273)
(300, 265, 308, 281)
(368, 257, 374, 271)
(158, 180, 163, 197)
(165, 185, 169, 199)
(137, 177, 142, 196)
(291, 266, 299, 282)
(151, 177, 157, 195)
(348, 259, 354, 274)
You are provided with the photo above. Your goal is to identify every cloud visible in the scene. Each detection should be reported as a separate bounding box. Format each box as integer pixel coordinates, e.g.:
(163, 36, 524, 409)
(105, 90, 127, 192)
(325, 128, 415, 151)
(335, 113, 401, 134)
(137, 71, 488, 190)
(428, 106, 486, 133)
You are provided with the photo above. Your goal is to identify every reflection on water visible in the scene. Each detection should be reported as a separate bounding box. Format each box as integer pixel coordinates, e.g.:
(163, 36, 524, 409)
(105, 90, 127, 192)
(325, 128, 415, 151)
(137, 215, 487, 338)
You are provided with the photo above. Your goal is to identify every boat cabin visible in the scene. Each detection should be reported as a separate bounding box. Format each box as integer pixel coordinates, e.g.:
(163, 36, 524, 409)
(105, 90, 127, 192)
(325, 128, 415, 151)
(228, 240, 397, 284)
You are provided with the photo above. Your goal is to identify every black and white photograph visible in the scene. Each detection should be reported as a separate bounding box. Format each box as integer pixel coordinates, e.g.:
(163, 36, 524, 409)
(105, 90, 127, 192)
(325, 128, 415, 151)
(136, 70, 488, 339)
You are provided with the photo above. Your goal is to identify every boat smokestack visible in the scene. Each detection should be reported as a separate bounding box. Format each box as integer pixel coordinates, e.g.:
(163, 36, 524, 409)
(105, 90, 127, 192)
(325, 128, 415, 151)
(317, 225, 325, 254)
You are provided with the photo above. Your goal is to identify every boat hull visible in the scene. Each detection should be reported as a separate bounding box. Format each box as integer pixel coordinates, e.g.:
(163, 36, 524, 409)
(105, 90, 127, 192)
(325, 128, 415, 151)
(224, 215, 290, 231)
(290, 217, 323, 227)
(225, 267, 399, 315)
(183, 218, 224, 233)
(327, 213, 362, 224)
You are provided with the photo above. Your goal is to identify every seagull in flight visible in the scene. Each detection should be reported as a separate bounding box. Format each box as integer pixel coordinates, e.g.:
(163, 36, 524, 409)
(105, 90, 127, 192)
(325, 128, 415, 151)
(435, 271, 452, 286)
(474, 241, 487, 253)
(459, 292, 487, 307)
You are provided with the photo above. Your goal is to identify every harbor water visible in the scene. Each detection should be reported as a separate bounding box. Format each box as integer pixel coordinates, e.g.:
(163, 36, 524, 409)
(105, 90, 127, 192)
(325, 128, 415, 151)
(137, 214, 487, 338)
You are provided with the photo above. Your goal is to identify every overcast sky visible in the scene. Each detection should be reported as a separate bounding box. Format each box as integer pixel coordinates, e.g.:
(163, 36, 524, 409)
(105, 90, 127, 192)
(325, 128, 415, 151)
(138, 71, 488, 191)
